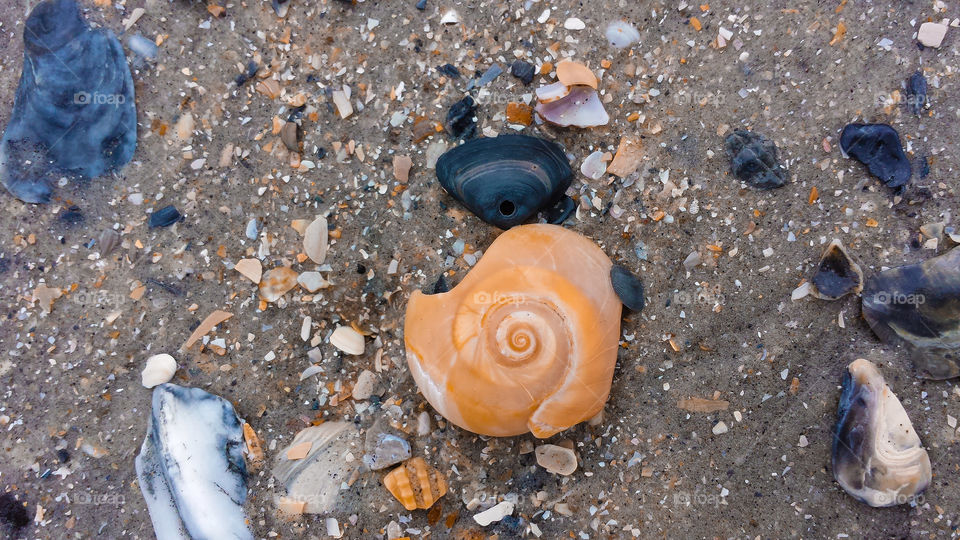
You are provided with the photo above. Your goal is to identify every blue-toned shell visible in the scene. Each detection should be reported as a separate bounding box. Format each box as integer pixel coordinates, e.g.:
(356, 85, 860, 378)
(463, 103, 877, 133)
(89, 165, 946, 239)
(436, 135, 573, 229)
(1, 0, 136, 203)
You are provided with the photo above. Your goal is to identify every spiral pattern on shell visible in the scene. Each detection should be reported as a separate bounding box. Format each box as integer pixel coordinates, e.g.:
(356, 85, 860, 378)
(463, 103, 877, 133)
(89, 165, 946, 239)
(404, 224, 622, 438)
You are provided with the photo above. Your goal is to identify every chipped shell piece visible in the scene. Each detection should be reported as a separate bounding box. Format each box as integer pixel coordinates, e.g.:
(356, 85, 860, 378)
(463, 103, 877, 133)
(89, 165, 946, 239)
(304, 216, 328, 264)
(297, 271, 330, 293)
(535, 81, 571, 104)
(861, 246, 960, 380)
(580, 150, 607, 180)
(809, 239, 863, 300)
(536, 86, 609, 128)
(383, 457, 448, 511)
(234, 258, 262, 284)
(607, 137, 643, 177)
(535, 444, 578, 475)
(606, 20, 641, 48)
(556, 60, 598, 89)
(404, 224, 622, 437)
(833, 359, 931, 507)
(330, 325, 365, 355)
(141, 353, 177, 388)
(259, 267, 299, 302)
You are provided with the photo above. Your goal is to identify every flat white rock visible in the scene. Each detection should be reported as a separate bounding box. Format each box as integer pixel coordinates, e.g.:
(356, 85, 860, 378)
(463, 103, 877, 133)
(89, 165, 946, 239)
(918, 22, 948, 48)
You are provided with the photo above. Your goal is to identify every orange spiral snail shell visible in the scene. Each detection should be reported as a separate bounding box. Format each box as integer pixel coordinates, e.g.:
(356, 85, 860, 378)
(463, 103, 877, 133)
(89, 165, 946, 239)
(404, 224, 622, 437)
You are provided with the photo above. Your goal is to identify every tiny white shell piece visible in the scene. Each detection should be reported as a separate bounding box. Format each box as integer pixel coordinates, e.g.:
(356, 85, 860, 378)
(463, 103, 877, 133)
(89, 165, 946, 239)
(304, 216, 328, 264)
(605, 21, 640, 48)
(298, 271, 329, 293)
(535, 444, 578, 475)
(535, 81, 571, 104)
(564, 17, 586, 30)
(330, 326, 364, 355)
(580, 151, 607, 180)
(142, 354, 177, 388)
(440, 9, 459, 25)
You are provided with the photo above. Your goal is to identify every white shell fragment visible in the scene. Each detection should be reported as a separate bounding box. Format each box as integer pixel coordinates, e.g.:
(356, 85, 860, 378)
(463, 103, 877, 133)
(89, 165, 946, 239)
(605, 20, 640, 48)
(440, 9, 460, 25)
(297, 271, 330, 293)
(535, 444, 578, 475)
(135, 384, 252, 540)
(535, 86, 609, 128)
(304, 216, 328, 264)
(580, 150, 607, 180)
(142, 354, 178, 388)
(473, 501, 515, 526)
(272, 422, 362, 514)
(564, 17, 586, 31)
(234, 258, 262, 284)
(918, 22, 948, 48)
(330, 325, 365, 355)
(535, 81, 571, 103)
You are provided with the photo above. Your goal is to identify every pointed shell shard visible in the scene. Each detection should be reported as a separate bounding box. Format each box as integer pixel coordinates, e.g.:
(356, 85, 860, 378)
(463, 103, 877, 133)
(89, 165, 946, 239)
(135, 384, 252, 540)
(404, 224, 622, 438)
(1, 0, 137, 203)
(435, 135, 573, 229)
(809, 239, 863, 300)
(832, 359, 931, 507)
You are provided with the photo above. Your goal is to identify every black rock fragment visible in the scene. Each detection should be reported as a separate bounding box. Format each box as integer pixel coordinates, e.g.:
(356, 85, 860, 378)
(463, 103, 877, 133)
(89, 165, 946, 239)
(0, 492, 29, 531)
(234, 61, 259, 86)
(416, 0, 427, 9)
(610, 265, 645, 312)
(444, 96, 478, 139)
(149, 205, 183, 228)
(840, 123, 911, 189)
(724, 130, 787, 189)
(437, 64, 460, 79)
(907, 71, 928, 116)
(510, 60, 535, 85)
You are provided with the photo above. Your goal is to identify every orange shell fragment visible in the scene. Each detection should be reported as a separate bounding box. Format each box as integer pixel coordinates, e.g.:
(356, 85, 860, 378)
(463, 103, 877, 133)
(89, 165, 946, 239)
(556, 60, 598, 89)
(383, 457, 448, 511)
(404, 224, 622, 438)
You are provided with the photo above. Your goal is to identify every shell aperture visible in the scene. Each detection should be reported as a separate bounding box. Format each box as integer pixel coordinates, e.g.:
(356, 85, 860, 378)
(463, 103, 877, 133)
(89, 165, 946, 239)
(404, 224, 622, 438)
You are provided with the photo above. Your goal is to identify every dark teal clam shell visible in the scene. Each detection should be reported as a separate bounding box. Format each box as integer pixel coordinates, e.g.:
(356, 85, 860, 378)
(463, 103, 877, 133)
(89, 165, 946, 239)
(435, 135, 573, 229)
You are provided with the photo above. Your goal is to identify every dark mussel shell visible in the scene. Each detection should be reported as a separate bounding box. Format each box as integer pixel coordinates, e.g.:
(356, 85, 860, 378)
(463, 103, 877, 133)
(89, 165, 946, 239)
(0, 0, 137, 203)
(149, 205, 183, 228)
(810, 239, 863, 300)
(724, 130, 787, 189)
(610, 265, 645, 312)
(435, 135, 573, 229)
(840, 123, 911, 189)
(832, 359, 931, 507)
(861, 247, 960, 379)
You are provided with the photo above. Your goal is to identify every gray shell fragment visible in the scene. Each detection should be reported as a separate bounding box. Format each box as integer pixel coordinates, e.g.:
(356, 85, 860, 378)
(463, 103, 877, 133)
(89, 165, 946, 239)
(861, 247, 960, 379)
(1, 0, 137, 203)
(135, 384, 252, 540)
(272, 422, 363, 514)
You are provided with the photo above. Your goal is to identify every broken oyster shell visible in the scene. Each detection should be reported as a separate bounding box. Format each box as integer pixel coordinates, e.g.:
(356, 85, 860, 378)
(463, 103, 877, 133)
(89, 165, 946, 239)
(1, 0, 136, 203)
(135, 384, 251, 540)
(724, 130, 786, 189)
(435, 135, 573, 229)
(861, 247, 960, 380)
(272, 422, 362, 514)
(809, 239, 863, 300)
(832, 359, 931, 507)
(404, 224, 622, 437)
